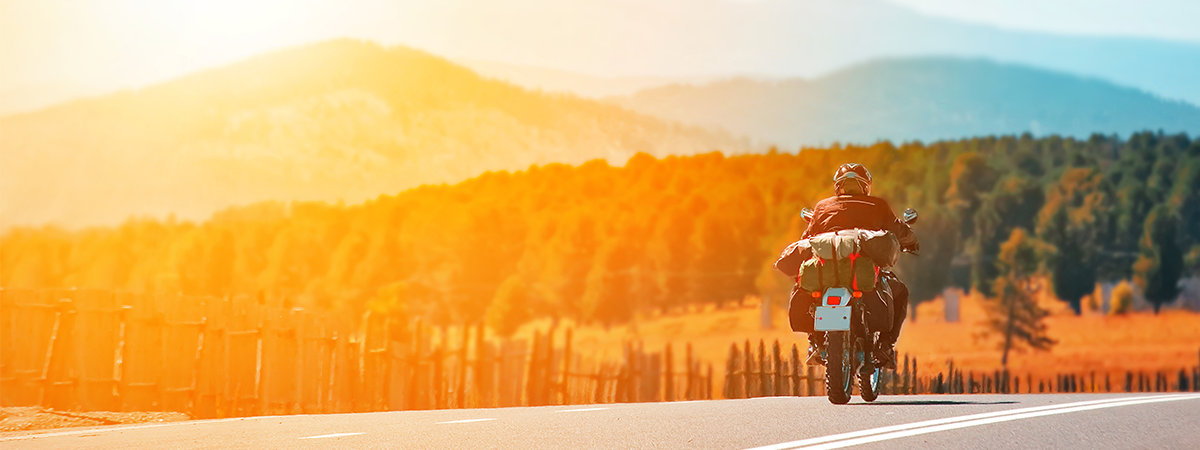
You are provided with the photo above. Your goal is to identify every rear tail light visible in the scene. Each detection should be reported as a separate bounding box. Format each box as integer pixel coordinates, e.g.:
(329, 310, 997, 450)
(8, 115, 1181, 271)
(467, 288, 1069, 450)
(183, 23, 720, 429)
(827, 296, 842, 306)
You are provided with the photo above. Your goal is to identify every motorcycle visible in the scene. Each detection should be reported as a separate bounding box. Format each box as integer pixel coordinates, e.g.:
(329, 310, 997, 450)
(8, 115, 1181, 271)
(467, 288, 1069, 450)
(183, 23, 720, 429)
(798, 207, 918, 404)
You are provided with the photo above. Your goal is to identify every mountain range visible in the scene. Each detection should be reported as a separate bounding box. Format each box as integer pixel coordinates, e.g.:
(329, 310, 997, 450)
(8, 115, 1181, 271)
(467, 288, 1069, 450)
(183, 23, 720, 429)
(4, 39, 1199, 230)
(5, 0, 1200, 117)
(0, 40, 741, 229)
(605, 58, 1200, 149)
(376, 0, 1200, 106)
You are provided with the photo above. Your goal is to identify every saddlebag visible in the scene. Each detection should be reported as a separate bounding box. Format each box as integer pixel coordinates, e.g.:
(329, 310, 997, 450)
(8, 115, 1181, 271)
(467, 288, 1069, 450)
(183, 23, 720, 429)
(788, 285, 816, 333)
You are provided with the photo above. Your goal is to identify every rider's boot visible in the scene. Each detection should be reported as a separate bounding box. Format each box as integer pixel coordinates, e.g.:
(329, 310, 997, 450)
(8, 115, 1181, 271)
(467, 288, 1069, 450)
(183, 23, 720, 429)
(873, 345, 897, 370)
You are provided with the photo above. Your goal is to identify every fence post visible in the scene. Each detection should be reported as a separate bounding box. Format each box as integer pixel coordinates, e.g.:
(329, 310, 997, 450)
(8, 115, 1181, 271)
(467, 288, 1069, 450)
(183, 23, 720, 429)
(40, 304, 65, 407)
(432, 343, 444, 409)
(790, 344, 800, 397)
(806, 365, 818, 397)
(742, 340, 752, 398)
(451, 326, 465, 410)
(724, 344, 739, 399)
(706, 363, 713, 400)
(527, 332, 541, 406)
(685, 343, 694, 400)
(757, 340, 768, 397)
(912, 357, 919, 394)
(771, 340, 782, 397)
(664, 343, 674, 402)
(545, 328, 556, 405)
(561, 328, 573, 405)
(594, 363, 606, 404)
(407, 320, 421, 410)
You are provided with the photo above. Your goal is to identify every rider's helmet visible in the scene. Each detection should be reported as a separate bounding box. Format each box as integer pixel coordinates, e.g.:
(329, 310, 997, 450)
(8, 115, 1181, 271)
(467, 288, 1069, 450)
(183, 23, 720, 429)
(834, 163, 872, 195)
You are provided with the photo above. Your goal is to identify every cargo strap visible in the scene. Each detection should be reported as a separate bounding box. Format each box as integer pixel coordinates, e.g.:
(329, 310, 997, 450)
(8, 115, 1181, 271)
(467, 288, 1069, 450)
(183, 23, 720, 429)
(831, 239, 840, 284)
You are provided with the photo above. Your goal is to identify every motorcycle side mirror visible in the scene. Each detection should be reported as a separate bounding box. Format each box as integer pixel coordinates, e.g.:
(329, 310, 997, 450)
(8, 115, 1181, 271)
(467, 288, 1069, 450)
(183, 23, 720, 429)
(800, 207, 814, 223)
(902, 208, 918, 225)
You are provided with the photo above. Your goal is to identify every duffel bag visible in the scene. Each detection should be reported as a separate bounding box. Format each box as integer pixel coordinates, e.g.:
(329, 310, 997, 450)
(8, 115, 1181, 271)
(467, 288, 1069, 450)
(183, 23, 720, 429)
(799, 230, 880, 293)
(774, 239, 813, 277)
(799, 255, 879, 292)
(857, 229, 901, 268)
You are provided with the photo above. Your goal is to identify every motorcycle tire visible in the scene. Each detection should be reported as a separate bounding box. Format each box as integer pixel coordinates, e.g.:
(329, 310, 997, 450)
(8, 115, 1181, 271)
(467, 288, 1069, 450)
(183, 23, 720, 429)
(859, 366, 882, 402)
(825, 332, 852, 405)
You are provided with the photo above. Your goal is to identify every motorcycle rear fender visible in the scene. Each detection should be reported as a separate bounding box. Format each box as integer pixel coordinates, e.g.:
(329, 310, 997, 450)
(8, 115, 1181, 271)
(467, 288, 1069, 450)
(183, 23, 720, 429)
(821, 287, 852, 307)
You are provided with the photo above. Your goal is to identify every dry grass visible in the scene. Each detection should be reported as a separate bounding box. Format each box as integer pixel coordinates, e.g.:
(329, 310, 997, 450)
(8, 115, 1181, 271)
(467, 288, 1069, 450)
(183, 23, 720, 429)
(0, 407, 189, 433)
(511, 291, 1200, 396)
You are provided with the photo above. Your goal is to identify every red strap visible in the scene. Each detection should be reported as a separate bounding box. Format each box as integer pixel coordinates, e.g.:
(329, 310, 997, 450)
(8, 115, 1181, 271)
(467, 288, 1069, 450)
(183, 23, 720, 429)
(851, 253, 859, 290)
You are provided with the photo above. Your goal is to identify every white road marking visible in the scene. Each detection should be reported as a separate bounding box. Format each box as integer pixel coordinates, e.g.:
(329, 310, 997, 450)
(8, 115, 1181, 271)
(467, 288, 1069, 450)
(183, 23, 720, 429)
(747, 395, 1159, 450)
(556, 407, 609, 413)
(437, 418, 497, 424)
(298, 432, 364, 440)
(746, 394, 1200, 450)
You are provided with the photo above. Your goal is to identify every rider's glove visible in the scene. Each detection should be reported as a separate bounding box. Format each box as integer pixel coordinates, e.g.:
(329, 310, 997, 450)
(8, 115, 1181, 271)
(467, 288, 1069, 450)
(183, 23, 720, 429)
(903, 242, 921, 253)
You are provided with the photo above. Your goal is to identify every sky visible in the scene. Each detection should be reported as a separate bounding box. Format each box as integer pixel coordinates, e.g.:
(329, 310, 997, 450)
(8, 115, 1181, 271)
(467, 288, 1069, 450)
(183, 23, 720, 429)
(2, 0, 1198, 114)
(886, 0, 1200, 42)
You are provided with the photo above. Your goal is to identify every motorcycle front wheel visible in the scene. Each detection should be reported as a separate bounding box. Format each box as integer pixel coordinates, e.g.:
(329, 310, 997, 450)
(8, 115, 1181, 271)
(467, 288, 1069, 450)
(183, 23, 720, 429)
(825, 332, 853, 404)
(859, 366, 882, 402)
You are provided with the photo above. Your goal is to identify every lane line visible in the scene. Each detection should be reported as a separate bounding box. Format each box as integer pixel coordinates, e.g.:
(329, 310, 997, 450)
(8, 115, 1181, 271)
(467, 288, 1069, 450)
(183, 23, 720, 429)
(789, 394, 1200, 450)
(556, 408, 609, 413)
(744, 394, 1189, 450)
(436, 418, 497, 424)
(0, 418, 246, 442)
(298, 432, 364, 440)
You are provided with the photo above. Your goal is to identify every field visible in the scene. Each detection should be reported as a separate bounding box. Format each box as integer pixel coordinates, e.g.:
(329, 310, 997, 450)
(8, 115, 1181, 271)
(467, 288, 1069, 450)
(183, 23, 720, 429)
(514, 290, 1200, 394)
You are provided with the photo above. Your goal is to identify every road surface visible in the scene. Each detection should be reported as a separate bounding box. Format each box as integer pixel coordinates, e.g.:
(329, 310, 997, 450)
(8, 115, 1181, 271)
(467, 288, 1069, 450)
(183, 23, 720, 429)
(2, 393, 1197, 449)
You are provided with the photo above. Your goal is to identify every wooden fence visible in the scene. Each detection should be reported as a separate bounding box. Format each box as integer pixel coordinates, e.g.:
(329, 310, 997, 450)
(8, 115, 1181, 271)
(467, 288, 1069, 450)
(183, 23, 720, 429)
(5, 288, 1197, 417)
(0, 288, 720, 417)
(723, 339, 1200, 397)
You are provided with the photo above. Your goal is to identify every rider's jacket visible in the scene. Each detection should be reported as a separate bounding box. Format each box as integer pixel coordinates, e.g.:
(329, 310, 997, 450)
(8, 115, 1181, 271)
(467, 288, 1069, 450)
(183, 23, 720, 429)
(801, 194, 918, 248)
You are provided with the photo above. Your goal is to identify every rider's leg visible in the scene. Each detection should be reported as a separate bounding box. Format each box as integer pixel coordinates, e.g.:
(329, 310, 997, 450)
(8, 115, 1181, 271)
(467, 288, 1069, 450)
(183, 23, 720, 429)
(810, 330, 826, 347)
(883, 274, 909, 347)
(873, 273, 909, 370)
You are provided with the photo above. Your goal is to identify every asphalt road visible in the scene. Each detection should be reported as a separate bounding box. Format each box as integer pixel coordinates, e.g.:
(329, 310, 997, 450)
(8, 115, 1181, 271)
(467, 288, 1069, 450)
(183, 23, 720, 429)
(2, 393, 1197, 449)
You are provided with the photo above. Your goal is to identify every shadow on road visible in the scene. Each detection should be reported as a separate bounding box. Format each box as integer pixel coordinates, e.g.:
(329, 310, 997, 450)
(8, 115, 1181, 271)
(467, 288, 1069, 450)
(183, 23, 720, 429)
(847, 400, 1018, 406)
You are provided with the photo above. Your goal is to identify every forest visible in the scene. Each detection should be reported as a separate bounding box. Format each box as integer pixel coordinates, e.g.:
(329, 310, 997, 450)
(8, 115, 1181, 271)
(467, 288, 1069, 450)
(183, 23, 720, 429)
(2, 131, 1197, 335)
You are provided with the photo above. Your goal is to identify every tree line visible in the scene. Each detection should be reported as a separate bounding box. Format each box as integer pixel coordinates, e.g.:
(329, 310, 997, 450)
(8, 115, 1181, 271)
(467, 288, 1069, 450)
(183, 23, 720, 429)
(2, 131, 1196, 335)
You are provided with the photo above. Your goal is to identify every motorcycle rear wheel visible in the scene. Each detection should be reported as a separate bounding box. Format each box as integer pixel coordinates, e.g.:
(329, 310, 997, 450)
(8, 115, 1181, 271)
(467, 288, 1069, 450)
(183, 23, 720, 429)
(825, 332, 853, 405)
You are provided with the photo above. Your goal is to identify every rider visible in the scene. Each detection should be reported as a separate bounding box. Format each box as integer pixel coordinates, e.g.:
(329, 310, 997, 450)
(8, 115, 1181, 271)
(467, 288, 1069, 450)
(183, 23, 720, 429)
(801, 163, 919, 370)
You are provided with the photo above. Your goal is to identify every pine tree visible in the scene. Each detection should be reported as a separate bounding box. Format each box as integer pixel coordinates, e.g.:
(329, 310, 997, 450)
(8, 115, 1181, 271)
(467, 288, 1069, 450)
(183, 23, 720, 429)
(986, 228, 1056, 366)
(1133, 205, 1184, 313)
(1037, 168, 1109, 315)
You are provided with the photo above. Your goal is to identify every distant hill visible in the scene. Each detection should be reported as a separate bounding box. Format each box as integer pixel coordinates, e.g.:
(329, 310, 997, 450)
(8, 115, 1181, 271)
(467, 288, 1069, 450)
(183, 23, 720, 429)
(607, 58, 1200, 149)
(454, 59, 722, 99)
(0, 40, 743, 228)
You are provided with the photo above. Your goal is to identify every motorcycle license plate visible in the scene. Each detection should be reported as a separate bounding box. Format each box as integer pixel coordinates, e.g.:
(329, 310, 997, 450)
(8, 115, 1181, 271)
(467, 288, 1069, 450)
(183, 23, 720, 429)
(814, 306, 851, 331)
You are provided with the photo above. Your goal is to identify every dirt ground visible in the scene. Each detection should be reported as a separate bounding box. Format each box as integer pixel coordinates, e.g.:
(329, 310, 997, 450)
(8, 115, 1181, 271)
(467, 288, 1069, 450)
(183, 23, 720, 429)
(0, 407, 189, 433)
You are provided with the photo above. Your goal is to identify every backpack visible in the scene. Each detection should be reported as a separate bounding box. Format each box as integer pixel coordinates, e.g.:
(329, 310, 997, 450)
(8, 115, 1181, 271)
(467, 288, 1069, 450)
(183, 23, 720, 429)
(797, 230, 879, 293)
